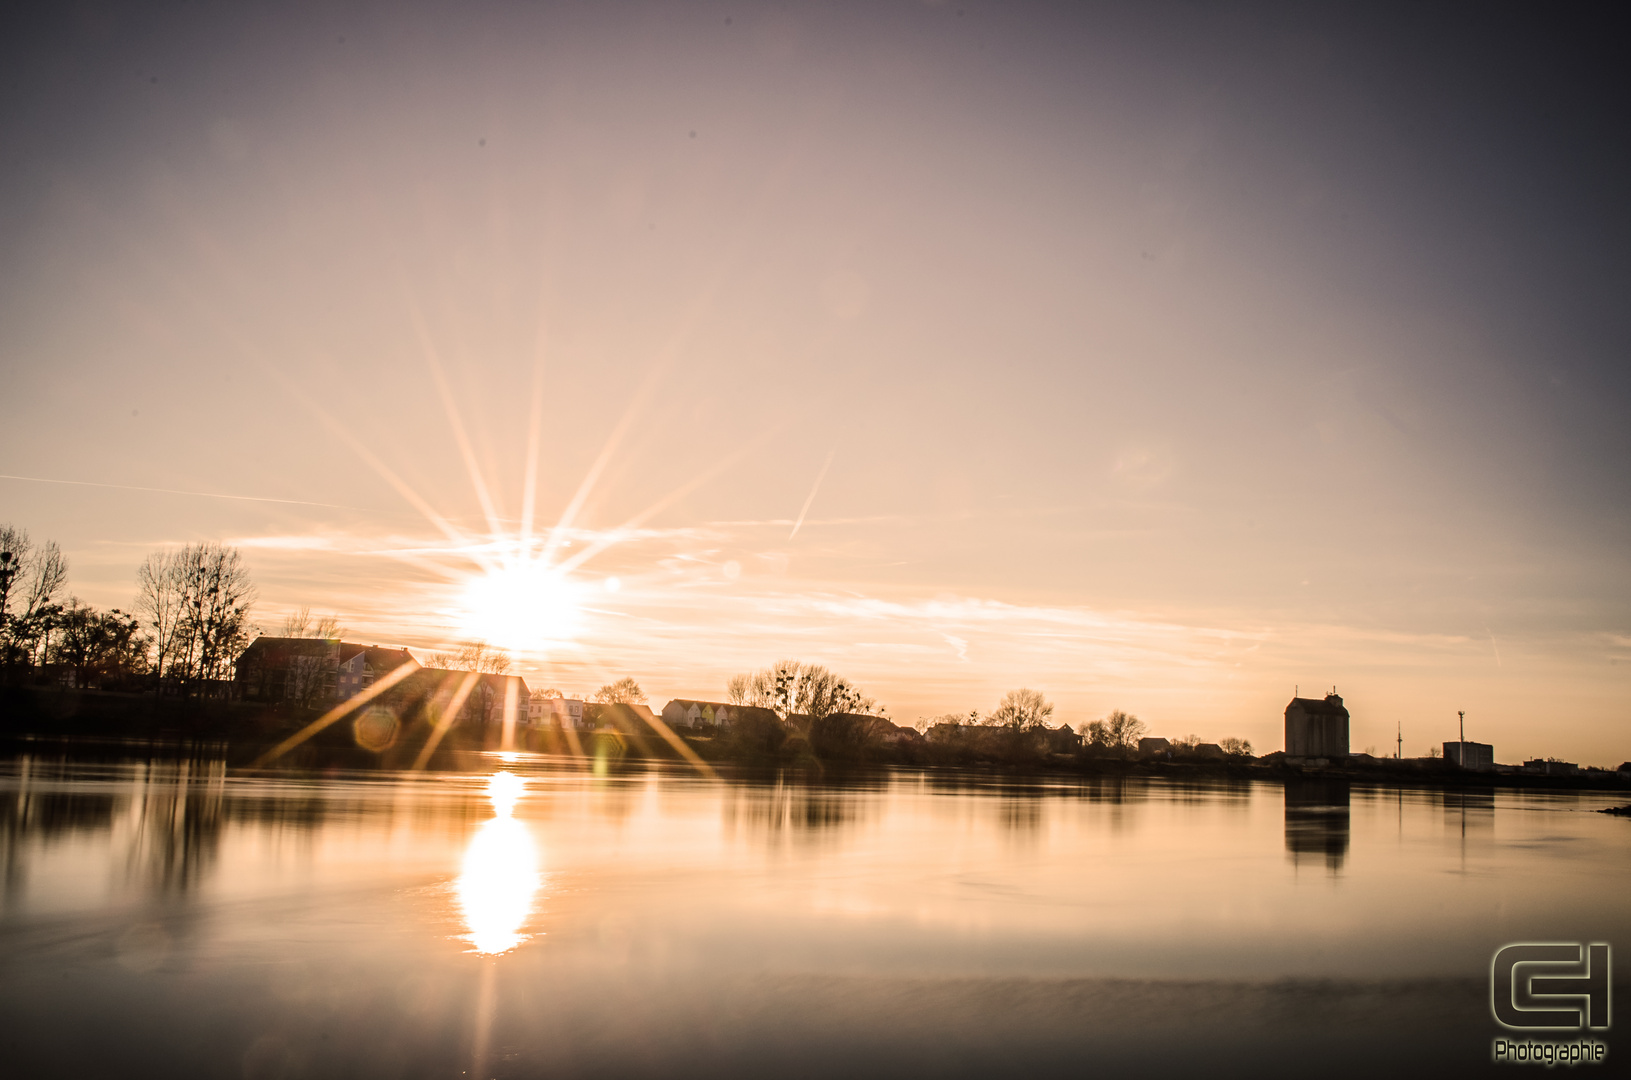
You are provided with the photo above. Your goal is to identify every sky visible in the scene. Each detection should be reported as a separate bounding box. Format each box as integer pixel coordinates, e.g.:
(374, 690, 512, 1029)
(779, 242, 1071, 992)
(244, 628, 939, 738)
(1, 1, 1628, 764)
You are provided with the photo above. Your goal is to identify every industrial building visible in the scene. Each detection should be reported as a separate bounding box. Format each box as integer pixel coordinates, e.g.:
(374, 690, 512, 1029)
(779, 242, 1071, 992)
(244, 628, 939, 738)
(1443, 740, 1494, 772)
(1284, 692, 1350, 761)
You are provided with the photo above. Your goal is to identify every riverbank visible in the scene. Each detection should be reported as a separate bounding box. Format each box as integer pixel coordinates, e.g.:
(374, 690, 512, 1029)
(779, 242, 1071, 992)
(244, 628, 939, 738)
(3, 684, 1627, 792)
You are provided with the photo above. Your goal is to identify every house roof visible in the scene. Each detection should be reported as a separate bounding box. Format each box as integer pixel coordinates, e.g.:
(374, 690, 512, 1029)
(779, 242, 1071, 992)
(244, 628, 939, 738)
(394, 667, 530, 701)
(239, 637, 416, 668)
(1286, 695, 1349, 717)
(337, 643, 417, 669)
(240, 635, 338, 656)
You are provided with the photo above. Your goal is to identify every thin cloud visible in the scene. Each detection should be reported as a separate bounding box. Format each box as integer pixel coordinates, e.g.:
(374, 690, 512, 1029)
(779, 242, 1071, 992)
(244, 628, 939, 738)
(0, 473, 382, 512)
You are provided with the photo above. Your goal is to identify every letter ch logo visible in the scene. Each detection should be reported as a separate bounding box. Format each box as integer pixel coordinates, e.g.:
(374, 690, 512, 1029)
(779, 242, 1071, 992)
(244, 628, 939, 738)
(1492, 944, 1611, 1030)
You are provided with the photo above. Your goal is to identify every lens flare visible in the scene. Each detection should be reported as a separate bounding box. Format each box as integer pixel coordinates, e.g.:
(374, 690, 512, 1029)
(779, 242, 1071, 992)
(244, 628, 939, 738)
(456, 560, 582, 652)
(456, 772, 540, 954)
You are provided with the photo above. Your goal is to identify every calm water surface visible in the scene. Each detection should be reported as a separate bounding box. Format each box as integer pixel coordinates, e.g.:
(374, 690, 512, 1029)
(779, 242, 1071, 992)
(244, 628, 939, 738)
(2, 754, 1626, 1078)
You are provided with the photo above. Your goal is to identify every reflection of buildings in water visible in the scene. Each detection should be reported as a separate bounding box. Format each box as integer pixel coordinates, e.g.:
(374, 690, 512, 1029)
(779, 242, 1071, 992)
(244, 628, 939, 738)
(721, 780, 866, 846)
(2, 759, 121, 902)
(2, 757, 234, 901)
(122, 759, 229, 895)
(1283, 778, 1351, 872)
(1442, 789, 1495, 855)
(1081, 776, 1148, 835)
(456, 772, 540, 955)
(1080, 776, 1148, 806)
(998, 797, 1042, 834)
(1441, 788, 1494, 824)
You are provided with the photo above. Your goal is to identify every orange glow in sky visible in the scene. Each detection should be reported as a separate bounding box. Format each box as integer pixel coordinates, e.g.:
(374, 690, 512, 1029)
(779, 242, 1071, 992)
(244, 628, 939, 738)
(1, 2, 1626, 766)
(456, 559, 584, 653)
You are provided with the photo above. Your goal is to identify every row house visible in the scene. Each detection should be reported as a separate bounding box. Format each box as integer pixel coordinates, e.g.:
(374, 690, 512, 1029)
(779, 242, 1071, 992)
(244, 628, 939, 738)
(661, 699, 779, 731)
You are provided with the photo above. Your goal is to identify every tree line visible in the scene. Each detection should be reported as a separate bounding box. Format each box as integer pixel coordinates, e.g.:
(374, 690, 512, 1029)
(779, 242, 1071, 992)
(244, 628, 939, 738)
(1, 523, 256, 693)
(919, 692, 1252, 759)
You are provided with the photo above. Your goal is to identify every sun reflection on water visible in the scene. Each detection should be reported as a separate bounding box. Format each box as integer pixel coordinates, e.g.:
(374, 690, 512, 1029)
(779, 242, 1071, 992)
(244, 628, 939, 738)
(456, 772, 540, 954)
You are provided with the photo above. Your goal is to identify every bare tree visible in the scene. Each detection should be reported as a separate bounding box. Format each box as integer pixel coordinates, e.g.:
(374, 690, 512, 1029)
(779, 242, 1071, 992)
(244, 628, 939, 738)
(725, 673, 755, 706)
(140, 543, 256, 688)
(135, 550, 187, 685)
(986, 688, 1055, 731)
(429, 641, 511, 675)
(1219, 737, 1253, 756)
(0, 525, 22, 633)
(593, 677, 646, 704)
(727, 660, 879, 720)
(1084, 710, 1146, 751)
(280, 607, 311, 638)
(280, 607, 345, 639)
(0, 525, 68, 668)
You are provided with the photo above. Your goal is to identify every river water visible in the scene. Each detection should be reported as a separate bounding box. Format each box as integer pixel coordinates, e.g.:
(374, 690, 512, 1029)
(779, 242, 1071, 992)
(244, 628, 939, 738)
(1, 753, 1626, 1078)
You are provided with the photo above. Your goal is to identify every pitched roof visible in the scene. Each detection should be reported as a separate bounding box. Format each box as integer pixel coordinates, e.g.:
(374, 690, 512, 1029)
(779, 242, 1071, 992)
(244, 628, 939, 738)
(337, 643, 417, 668)
(240, 635, 338, 655)
(396, 667, 530, 699)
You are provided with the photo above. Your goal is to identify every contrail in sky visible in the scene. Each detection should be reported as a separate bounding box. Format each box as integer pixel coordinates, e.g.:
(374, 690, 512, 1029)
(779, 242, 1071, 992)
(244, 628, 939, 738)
(0, 473, 375, 511)
(789, 449, 836, 541)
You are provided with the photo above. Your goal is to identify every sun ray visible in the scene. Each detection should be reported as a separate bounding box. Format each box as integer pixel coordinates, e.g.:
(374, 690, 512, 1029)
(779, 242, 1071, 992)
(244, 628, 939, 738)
(412, 669, 483, 771)
(554, 431, 775, 578)
(408, 306, 506, 540)
(249, 660, 422, 768)
(632, 709, 719, 780)
(519, 333, 548, 552)
(276, 376, 496, 571)
(500, 677, 521, 752)
(535, 254, 745, 569)
(539, 369, 661, 567)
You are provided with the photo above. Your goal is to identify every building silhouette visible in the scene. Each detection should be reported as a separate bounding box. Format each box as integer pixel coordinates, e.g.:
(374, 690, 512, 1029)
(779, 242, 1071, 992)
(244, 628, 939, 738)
(1284, 777, 1351, 871)
(1284, 692, 1350, 761)
(234, 636, 417, 705)
(1443, 741, 1494, 772)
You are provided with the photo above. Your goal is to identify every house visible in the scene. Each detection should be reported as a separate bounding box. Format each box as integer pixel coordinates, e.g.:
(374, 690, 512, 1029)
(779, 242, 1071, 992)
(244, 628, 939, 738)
(1444, 741, 1494, 772)
(529, 694, 586, 729)
(386, 667, 530, 728)
(1284, 693, 1350, 761)
(1138, 737, 1172, 758)
(235, 637, 418, 705)
(661, 699, 779, 731)
(1194, 742, 1227, 761)
(1045, 723, 1082, 754)
(824, 712, 915, 742)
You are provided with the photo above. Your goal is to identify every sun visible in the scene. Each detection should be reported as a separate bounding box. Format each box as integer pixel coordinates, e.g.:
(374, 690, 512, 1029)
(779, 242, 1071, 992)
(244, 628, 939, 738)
(456, 560, 583, 652)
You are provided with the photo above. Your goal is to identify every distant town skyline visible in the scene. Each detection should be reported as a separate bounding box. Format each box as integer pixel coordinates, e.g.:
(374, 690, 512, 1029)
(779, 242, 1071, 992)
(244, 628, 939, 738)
(2, 2, 1628, 764)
